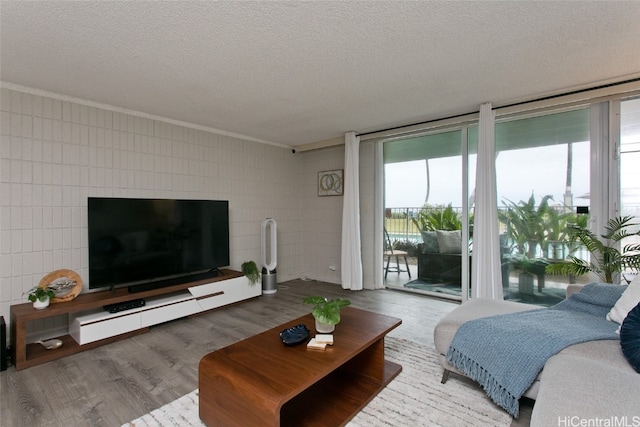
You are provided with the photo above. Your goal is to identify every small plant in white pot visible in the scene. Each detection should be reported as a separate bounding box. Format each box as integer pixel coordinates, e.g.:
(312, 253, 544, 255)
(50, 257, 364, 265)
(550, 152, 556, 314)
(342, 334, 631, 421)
(26, 286, 55, 309)
(303, 296, 351, 333)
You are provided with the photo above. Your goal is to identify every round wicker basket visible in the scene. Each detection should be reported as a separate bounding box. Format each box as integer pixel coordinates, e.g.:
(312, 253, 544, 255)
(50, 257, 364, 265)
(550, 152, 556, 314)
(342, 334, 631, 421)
(38, 269, 83, 303)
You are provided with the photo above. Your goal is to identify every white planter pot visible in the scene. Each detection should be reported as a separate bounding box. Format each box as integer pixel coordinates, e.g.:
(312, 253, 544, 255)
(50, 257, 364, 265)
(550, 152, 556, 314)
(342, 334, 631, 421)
(315, 319, 335, 334)
(33, 296, 50, 310)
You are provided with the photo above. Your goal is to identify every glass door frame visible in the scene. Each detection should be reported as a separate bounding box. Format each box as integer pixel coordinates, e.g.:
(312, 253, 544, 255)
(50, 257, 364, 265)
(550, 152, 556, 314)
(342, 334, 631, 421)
(373, 87, 640, 294)
(379, 124, 475, 301)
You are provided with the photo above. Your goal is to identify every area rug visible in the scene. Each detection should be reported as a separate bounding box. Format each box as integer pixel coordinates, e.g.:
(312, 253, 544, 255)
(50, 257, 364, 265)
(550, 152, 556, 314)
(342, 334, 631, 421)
(122, 337, 511, 427)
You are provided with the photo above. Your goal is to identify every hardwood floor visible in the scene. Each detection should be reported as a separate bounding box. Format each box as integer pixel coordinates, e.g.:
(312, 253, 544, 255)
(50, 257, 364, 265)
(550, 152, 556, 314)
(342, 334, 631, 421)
(1, 279, 531, 426)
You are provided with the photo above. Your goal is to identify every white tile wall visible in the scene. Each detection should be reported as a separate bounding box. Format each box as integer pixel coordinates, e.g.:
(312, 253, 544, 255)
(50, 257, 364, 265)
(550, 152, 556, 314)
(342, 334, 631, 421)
(1, 88, 334, 333)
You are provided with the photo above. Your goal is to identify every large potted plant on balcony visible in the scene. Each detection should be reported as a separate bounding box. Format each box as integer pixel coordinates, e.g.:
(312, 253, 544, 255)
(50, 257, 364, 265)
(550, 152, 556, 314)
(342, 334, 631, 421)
(411, 204, 462, 233)
(500, 193, 558, 292)
(546, 215, 640, 283)
(499, 193, 555, 259)
(505, 254, 549, 294)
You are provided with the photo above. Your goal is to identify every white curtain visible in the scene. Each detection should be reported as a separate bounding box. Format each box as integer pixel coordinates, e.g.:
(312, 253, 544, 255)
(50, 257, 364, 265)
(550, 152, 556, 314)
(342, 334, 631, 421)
(471, 103, 503, 299)
(373, 140, 385, 289)
(341, 131, 363, 290)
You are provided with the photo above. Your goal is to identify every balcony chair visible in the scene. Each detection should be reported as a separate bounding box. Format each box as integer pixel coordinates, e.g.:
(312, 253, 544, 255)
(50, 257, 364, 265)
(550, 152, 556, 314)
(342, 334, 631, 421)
(384, 229, 412, 279)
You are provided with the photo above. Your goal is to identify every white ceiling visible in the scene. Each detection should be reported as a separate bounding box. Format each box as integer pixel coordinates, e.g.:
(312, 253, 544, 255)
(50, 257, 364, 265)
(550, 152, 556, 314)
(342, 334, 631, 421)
(2, 1, 640, 148)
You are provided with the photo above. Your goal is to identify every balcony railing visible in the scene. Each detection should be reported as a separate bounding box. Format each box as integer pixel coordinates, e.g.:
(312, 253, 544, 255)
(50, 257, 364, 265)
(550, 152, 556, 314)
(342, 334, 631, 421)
(384, 205, 588, 261)
(385, 207, 462, 243)
(385, 207, 424, 243)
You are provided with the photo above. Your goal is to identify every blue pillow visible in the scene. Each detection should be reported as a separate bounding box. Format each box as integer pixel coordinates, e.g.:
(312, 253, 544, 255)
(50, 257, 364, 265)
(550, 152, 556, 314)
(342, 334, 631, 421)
(620, 301, 640, 373)
(421, 231, 439, 253)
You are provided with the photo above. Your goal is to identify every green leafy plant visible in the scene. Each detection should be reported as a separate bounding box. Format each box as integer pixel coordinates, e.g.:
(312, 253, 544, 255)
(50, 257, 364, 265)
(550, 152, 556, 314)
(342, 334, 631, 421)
(26, 286, 55, 303)
(411, 204, 462, 232)
(499, 193, 555, 258)
(302, 296, 351, 326)
(505, 253, 549, 275)
(241, 261, 261, 286)
(546, 216, 640, 283)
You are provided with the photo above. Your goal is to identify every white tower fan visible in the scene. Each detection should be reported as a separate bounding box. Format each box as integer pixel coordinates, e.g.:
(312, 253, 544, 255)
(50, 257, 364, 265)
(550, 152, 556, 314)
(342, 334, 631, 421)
(261, 218, 277, 294)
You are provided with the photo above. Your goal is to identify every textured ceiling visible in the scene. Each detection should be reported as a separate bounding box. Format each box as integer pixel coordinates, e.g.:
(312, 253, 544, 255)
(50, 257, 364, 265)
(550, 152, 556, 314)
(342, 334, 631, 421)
(2, 1, 640, 147)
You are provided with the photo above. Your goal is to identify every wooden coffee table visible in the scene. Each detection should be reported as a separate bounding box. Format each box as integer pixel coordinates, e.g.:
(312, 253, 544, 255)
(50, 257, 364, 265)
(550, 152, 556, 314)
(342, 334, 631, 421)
(199, 307, 402, 426)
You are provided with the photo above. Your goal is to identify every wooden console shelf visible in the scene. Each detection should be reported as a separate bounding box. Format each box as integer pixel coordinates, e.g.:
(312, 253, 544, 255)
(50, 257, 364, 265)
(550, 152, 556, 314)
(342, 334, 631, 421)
(10, 269, 256, 370)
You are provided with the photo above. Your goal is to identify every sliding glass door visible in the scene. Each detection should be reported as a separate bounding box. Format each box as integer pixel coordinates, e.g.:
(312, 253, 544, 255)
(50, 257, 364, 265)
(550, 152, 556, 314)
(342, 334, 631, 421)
(378, 91, 640, 303)
(620, 98, 640, 283)
(495, 109, 591, 305)
(383, 129, 474, 300)
(620, 98, 640, 217)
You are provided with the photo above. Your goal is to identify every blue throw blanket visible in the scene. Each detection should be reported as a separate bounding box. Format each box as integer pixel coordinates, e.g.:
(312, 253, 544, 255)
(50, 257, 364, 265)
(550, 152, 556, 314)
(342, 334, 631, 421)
(445, 283, 625, 418)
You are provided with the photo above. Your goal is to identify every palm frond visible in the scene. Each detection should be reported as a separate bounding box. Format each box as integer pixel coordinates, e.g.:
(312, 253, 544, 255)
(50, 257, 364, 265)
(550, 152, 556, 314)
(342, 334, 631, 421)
(547, 215, 640, 283)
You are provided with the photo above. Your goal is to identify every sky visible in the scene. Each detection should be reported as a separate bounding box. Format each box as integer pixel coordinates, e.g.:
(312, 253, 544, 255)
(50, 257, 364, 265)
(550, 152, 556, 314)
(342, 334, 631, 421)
(384, 142, 591, 210)
(384, 98, 640, 215)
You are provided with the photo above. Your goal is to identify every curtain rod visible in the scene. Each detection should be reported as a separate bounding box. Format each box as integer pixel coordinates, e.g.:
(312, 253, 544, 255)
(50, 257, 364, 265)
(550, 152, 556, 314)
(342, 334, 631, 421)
(357, 111, 473, 138)
(357, 77, 640, 138)
(496, 77, 640, 111)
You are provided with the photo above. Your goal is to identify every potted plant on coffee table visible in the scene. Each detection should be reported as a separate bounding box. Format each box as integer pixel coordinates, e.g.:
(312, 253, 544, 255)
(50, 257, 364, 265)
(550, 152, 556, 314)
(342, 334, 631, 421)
(303, 296, 351, 333)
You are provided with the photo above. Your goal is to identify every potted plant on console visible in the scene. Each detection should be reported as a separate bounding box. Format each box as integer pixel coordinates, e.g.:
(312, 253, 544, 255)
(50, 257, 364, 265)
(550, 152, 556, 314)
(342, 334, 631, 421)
(26, 286, 56, 310)
(241, 260, 261, 286)
(303, 296, 351, 333)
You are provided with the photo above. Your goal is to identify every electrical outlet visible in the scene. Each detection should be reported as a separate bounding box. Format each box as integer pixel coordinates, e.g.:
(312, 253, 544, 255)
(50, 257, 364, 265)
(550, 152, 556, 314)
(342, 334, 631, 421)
(328, 265, 336, 271)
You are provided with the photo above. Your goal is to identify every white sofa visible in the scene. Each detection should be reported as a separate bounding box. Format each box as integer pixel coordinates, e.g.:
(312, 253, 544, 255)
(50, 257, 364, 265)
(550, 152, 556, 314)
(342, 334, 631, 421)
(433, 285, 640, 424)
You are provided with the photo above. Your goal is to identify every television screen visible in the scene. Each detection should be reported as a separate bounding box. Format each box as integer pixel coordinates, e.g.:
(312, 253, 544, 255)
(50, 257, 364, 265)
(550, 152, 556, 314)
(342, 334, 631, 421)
(88, 197, 230, 292)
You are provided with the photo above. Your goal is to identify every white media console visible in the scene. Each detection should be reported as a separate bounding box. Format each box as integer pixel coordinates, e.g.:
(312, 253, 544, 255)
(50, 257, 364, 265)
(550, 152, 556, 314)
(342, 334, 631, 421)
(10, 270, 260, 370)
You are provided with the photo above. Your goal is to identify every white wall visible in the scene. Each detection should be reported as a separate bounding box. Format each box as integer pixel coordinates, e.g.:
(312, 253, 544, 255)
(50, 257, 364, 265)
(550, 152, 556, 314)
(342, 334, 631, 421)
(0, 87, 310, 328)
(359, 141, 378, 287)
(300, 146, 344, 283)
(299, 141, 379, 289)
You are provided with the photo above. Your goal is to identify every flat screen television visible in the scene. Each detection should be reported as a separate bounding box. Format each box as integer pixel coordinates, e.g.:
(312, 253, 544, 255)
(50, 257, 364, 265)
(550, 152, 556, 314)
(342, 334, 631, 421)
(88, 197, 230, 293)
